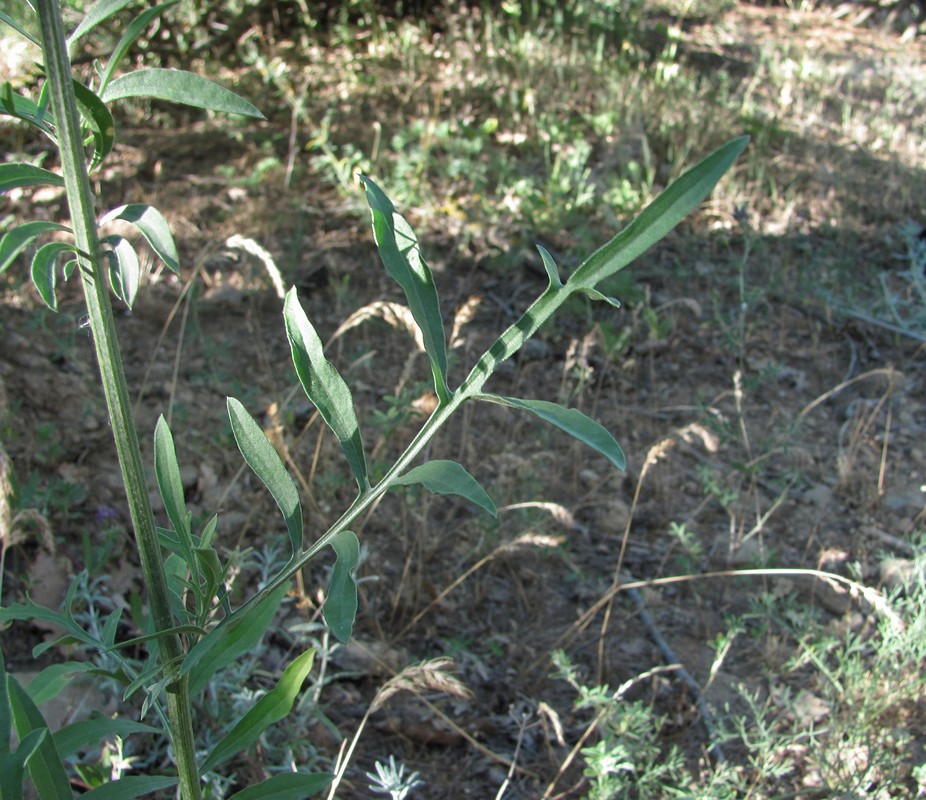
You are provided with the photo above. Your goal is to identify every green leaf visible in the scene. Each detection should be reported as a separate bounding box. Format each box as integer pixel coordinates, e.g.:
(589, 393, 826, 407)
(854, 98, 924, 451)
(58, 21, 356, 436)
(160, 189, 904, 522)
(100, 69, 265, 119)
(227, 773, 332, 800)
(536, 244, 563, 290)
(183, 582, 289, 697)
(53, 718, 162, 759)
(323, 530, 360, 643)
(227, 398, 303, 557)
(284, 289, 369, 490)
(79, 776, 178, 800)
(360, 176, 451, 402)
(0, 10, 41, 47)
(395, 460, 496, 517)
(195, 545, 229, 620)
(68, 0, 138, 46)
(99, 203, 179, 273)
(0, 83, 55, 136)
(31, 241, 75, 311)
(123, 661, 168, 708)
(568, 136, 748, 291)
(156, 526, 197, 558)
(153, 416, 193, 544)
(153, 416, 198, 584)
(199, 513, 219, 549)
(7, 677, 72, 800)
(0, 650, 43, 800)
(0, 598, 92, 649)
(101, 235, 139, 308)
(23, 662, 95, 706)
(71, 80, 115, 169)
(164, 552, 192, 624)
(97, 2, 181, 95)
(0, 163, 64, 194)
(0, 651, 12, 751)
(101, 624, 206, 655)
(0, 221, 71, 275)
(103, 610, 122, 649)
(0, 730, 44, 800)
(1, 730, 48, 800)
(201, 649, 315, 772)
(479, 395, 625, 471)
(577, 286, 621, 309)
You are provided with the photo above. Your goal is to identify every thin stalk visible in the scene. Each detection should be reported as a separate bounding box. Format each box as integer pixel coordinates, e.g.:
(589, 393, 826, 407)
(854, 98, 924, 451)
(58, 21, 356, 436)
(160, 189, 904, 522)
(35, 3, 202, 798)
(242, 282, 572, 612)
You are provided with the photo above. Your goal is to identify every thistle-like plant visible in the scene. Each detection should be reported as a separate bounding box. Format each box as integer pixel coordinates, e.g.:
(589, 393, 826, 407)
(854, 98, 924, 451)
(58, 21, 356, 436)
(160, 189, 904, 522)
(0, 2, 747, 797)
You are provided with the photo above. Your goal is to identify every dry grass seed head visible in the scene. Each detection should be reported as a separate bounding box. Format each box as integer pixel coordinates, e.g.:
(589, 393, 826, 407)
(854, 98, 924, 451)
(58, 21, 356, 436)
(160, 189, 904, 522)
(372, 656, 472, 713)
(332, 300, 425, 353)
(0, 445, 53, 554)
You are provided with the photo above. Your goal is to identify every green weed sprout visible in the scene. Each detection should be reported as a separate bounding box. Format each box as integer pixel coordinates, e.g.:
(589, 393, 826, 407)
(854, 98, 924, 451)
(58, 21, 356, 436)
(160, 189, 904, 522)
(0, 1, 747, 797)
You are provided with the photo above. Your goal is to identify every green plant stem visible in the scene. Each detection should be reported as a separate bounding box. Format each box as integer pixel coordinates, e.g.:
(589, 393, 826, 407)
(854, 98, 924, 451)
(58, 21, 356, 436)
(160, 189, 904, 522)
(197, 133, 749, 676)
(35, 3, 202, 798)
(235, 283, 567, 612)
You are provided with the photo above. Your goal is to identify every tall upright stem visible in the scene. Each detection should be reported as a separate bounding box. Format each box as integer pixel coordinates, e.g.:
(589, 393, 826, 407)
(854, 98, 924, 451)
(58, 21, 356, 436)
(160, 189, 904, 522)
(35, 3, 202, 798)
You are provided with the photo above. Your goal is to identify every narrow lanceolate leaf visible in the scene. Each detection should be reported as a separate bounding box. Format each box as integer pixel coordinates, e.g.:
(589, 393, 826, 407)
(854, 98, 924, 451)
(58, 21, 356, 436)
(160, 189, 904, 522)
(0, 221, 71, 275)
(54, 718, 162, 759)
(71, 80, 115, 169)
(1, 731, 44, 800)
(184, 582, 289, 696)
(324, 530, 360, 643)
(98, 2, 181, 95)
(101, 235, 140, 308)
(79, 776, 178, 800)
(0, 10, 41, 47)
(0, 164, 64, 194)
(568, 136, 749, 291)
(0, 653, 40, 800)
(480, 395, 626, 471)
(0, 598, 91, 647)
(154, 416, 198, 586)
(101, 69, 265, 119)
(7, 677, 72, 800)
(0, 651, 12, 735)
(195, 545, 229, 619)
(395, 460, 496, 517)
(226, 772, 332, 800)
(284, 289, 369, 490)
(201, 648, 315, 772)
(0, 652, 16, 797)
(68, 0, 138, 46)
(0, 83, 55, 136)
(31, 241, 75, 311)
(23, 662, 95, 706)
(577, 286, 621, 309)
(360, 176, 451, 402)
(227, 398, 303, 556)
(536, 244, 563, 290)
(100, 203, 179, 273)
(154, 416, 192, 541)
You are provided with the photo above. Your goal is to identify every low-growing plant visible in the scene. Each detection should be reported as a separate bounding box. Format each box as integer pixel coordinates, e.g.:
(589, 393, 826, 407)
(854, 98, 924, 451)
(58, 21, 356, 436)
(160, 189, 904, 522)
(0, 1, 747, 797)
(548, 535, 926, 799)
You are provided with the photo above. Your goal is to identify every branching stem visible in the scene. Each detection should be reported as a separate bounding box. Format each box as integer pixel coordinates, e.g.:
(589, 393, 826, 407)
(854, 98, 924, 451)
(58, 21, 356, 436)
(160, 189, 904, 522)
(234, 282, 570, 617)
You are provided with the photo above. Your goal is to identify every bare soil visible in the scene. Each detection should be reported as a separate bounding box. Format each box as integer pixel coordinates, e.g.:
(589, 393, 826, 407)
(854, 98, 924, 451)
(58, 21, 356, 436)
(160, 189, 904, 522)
(1, 3, 925, 798)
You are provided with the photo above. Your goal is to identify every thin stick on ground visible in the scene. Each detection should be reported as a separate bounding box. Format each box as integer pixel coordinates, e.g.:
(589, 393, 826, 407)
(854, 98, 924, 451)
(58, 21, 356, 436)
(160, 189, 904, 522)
(622, 583, 726, 762)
